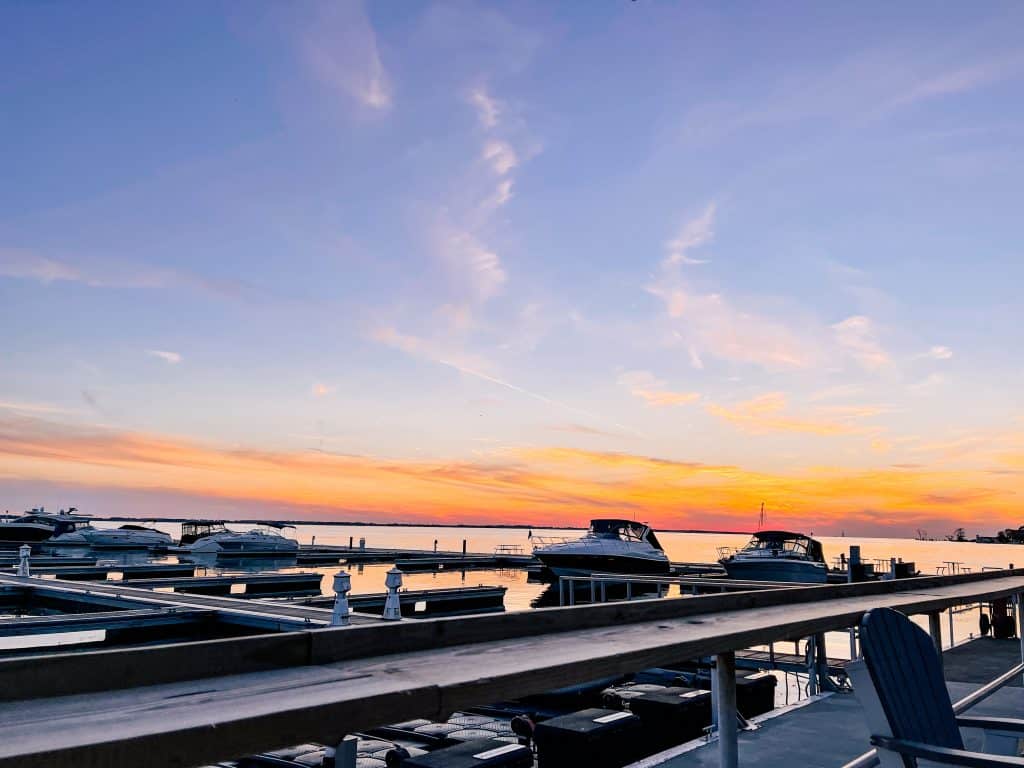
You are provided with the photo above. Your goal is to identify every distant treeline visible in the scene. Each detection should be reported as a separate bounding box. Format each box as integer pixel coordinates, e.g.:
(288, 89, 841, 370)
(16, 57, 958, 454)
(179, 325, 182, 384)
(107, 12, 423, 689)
(94, 516, 749, 535)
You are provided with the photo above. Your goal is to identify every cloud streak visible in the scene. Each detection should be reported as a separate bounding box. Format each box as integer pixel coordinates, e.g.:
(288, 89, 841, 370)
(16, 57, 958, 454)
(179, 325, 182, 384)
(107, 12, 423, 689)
(146, 350, 182, 365)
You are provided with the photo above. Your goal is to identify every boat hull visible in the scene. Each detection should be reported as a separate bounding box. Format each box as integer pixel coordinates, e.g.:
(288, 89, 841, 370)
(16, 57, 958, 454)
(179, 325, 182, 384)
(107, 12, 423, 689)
(536, 552, 670, 578)
(0, 525, 56, 544)
(721, 559, 827, 584)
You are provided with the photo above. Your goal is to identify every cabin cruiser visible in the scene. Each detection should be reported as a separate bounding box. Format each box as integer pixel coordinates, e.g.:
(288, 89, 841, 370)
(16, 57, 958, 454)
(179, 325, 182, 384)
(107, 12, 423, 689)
(184, 520, 299, 554)
(718, 530, 828, 583)
(533, 519, 670, 577)
(0, 508, 88, 544)
(50, 522, 172, 549)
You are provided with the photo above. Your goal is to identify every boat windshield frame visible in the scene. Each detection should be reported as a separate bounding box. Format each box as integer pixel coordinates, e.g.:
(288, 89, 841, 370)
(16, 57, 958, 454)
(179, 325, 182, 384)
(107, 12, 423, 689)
(738, 531, 824, 562)
(181, 521, 229, 539)
(587, 519, 662, 550)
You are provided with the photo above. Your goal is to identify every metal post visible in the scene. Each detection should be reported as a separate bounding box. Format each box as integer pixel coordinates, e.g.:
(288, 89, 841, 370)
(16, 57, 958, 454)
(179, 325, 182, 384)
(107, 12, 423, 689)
(626, 581, 632, 601)
(462, 539, 467, 556)
(359, 537, 365, 551)
(348, 535, 353, 549)
(929, 612, 943, 664)
(559, 578, 565, 607)
(600, 581, 607, 603)
(1016, 593, 1024, 678)
(331, 571, 351, 627)
(849, 546, 859, 659)
(16, 545, 30, 578)
(382, 567, 403, 621)
(715, 652, 738, 768)
(807, 636, 818, 696)
(948, 608, 955, 648)
(590, 579, 596, 603)
(569, 580, 575, 606)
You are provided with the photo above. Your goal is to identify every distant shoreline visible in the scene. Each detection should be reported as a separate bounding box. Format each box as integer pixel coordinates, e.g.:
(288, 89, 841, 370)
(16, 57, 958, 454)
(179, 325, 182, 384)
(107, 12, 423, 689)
(94, 516, 752, 535)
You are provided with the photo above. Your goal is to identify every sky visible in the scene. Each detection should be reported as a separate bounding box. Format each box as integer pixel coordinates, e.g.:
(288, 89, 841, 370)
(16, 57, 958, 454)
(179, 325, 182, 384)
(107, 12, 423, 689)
(1, 1, 1022, 536)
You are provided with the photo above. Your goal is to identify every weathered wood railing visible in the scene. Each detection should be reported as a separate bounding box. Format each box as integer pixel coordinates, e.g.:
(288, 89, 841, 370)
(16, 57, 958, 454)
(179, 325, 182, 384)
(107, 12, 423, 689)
(1, 569, 1024, 768)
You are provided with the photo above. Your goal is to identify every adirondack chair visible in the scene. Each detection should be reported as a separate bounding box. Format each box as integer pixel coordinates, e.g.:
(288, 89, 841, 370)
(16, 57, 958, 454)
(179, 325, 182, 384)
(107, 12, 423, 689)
(851, 607, 1024, 767)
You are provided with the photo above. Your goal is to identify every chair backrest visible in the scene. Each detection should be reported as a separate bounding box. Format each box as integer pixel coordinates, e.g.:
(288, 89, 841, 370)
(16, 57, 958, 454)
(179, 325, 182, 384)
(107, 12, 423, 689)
(859, 607, 963, 750)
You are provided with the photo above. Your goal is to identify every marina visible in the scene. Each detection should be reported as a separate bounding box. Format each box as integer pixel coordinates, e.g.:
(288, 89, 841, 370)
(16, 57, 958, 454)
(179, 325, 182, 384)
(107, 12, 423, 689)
(2, 519, 1024, 767)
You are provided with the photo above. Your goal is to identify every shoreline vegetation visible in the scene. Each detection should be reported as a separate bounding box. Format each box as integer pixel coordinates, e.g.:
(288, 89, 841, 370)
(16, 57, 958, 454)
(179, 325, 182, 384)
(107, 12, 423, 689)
(94, 516, 752, 535)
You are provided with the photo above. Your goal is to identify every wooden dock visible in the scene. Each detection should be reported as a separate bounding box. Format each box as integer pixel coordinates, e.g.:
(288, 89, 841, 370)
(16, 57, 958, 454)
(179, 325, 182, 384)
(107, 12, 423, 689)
(300, 585, 507, 616)
(123, 572, 324, 597)
(0, 569, 1022, 767)
(2, 563, 196, 581)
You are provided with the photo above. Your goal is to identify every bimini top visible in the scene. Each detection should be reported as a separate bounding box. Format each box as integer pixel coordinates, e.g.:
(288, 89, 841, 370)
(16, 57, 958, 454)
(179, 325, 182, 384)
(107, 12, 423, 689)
(744, 530, 824, 562)
(588, 519, 664, 551)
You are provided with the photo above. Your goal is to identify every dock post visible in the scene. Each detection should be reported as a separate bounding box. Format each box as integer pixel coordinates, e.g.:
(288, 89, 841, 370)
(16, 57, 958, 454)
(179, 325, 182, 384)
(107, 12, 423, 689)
(349, 536, 353, 549)
(462, 539, 467, 556)
(16, 545, 30, 578)
(331, 571, 351, 627)
(715, 651, 738, 768)
(807, 636, 818, 695)
(359, 537, 365, 551)
(325, 734, 358, 768)
(928, 612, 943, 664)
(1016, 593, 1024, 681)
(815, 632, 829, 689)
(383, 567, 403, 620)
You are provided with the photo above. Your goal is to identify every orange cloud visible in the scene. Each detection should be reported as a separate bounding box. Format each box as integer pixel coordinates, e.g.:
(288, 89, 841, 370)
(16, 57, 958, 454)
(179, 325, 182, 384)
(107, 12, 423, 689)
(705, 392, 882, 436)
(619, 371, 700, 407)
(0, 414, 1020, 535)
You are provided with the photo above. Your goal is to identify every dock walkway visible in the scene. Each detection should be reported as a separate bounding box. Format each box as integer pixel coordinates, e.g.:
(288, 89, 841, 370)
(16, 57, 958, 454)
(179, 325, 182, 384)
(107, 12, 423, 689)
(645, 638, 1024, 768)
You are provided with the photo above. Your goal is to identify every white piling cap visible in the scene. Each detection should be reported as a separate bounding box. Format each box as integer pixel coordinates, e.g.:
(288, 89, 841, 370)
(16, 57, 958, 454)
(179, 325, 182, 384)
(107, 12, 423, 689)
(333, 571, 351, 593)
(385, 567, 403, 589)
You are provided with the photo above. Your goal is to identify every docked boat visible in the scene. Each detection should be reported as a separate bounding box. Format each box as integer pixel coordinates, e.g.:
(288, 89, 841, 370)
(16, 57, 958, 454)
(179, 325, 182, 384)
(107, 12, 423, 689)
(185, 521, 299, 554)
(50, 522, 172, 549)
(533, 519, 670, 577)
(718, 530, 828, 583)
(0, 509, 89, 545)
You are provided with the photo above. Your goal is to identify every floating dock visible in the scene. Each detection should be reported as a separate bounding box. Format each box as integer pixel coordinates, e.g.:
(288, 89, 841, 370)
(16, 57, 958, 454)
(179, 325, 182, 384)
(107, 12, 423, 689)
(300, 585, 507, 617)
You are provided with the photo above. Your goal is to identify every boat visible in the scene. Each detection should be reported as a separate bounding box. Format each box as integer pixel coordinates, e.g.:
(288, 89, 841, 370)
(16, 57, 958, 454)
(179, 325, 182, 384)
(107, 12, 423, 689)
(532, 519, 670, 577)
(185, 521, 299, 554)
(0, 508, 89, 545)
(717, 530, 828, 583)
(50, 522, 172, 549)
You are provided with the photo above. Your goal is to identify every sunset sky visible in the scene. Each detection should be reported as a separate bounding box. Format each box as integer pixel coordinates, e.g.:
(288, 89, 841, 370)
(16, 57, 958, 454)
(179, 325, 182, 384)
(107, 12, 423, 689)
(2, 2, 1022, 536)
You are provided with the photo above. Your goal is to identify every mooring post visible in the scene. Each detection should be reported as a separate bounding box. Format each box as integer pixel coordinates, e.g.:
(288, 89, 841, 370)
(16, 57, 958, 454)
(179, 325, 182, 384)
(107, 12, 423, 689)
(359, 537, 365, 551)
(348, 536, 353, 549)
(324, 734, 358, 768)
(331, 571, 351, 627)
(382, 567, 403, 620)
(462, 539, 467, 556)
(16, 545, 30, 578)
(929, 612, 943, 665)
(715, 651, 738, 768)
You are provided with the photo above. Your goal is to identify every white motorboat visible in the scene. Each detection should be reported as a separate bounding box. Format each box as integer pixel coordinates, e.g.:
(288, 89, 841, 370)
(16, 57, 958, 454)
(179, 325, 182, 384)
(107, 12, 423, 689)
(718, 530, 828, 583)
(533, 519, 670, 577)
(185, 521, 299, 555)
(51, 522, 172, 549)
(0, 508, 89, 545)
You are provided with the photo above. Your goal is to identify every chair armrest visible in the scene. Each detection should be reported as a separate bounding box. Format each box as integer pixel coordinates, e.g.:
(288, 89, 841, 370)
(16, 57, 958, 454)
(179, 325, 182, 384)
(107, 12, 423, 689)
(871, 736, 1024, 767)
(958, 716, 1024, 733)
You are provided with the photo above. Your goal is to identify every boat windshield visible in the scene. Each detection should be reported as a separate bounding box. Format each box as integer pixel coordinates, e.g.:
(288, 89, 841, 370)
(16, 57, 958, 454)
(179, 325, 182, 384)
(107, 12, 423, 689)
(740, 532, 824, 562)
(182, 521, 228, 538)
(587, 519, 661, 549)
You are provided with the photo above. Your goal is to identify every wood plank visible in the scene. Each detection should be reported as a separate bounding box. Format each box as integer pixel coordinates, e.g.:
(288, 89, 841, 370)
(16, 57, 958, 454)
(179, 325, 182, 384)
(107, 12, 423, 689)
(0, 574, 1023, 767)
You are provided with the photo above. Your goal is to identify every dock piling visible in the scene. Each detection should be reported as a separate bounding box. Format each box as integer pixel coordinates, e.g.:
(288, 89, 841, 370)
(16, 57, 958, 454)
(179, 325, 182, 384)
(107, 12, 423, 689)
(715, 651, 739, 768)
(16, 545, 30, 578)
(382, 567, 403, 621)
(331, 571, 351, 627)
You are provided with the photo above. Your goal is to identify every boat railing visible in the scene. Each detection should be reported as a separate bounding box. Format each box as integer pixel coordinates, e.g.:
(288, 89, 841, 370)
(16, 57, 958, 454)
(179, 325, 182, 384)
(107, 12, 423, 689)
(492, 544, 525, 556)
(530, 535, 571, 549)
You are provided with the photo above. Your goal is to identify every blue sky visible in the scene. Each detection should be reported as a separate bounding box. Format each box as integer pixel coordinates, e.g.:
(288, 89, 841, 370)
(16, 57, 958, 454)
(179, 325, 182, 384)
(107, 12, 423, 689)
(1, 1, 1022, 533)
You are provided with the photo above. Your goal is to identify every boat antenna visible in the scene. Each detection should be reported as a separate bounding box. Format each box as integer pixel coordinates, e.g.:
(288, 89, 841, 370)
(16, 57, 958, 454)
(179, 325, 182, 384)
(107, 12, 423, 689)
(758, 501, 766, 530)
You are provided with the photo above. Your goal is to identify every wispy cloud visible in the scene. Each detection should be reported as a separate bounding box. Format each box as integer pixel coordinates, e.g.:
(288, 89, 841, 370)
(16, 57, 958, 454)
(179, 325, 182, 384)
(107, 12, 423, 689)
(482, 139, 518, 175)
(921, 345, 954, 361)
(439, 227, 507, 303)
(706, 392, 882, 436)
(467, 83, 501, 128)
(619, 370, 700, 407)
(893, 53, 1024, 107)
(832, 315, 888, 370)
(548, 423, 624, 439)
(301, 0, 392, 111)
(664, 203, 715, 266)
(146, 350, 182, 365)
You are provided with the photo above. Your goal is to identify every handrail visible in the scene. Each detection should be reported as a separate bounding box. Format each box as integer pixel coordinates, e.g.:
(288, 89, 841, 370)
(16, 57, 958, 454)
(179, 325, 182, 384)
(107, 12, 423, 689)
(839, 662, 1024, 768)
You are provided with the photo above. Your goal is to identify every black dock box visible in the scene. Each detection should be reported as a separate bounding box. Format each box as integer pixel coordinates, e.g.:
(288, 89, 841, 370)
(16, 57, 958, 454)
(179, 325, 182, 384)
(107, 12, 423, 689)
(735, 672, 776, 718)
(404, 739, 532, 768)
(534, 707, 642, 768)
(627, 687, 712, 748)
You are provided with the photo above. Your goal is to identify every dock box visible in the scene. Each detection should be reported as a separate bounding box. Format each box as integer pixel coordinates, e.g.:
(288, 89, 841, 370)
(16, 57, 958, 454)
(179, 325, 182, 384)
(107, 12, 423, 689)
(735, 672, 776, 718)
(627, 687, 712, 748)
(534, 708, 643, 768)
(404, 739, 532, 768)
